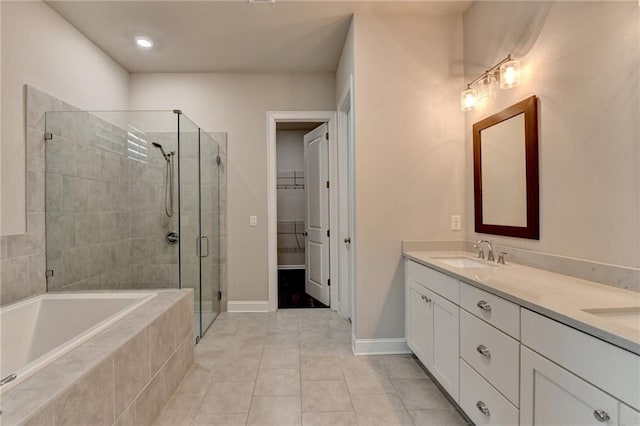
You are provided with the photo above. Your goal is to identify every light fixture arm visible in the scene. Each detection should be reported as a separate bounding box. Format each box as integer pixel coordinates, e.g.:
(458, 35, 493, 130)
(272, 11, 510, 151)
(465, 54, 512, 88)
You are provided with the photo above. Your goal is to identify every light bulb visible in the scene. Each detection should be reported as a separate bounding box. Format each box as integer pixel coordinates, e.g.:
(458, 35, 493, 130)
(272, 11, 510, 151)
(135, 36, 154, 49)
(478, 74, 496, 101)
(500, 60, 521, 89)
(461, 87, 477, 111)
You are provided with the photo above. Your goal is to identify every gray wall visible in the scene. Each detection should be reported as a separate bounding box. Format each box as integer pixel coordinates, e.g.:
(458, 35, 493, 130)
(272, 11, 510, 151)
(463, 1, 640, 269)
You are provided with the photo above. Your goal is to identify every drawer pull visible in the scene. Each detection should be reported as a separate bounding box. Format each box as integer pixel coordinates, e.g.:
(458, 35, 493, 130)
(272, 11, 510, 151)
(477, 300, 492, 312)
(593, 410, 610, 422)
(476, 401, 490, 416)
(421, 294, 431, 303)
(476, 344, 491, 358)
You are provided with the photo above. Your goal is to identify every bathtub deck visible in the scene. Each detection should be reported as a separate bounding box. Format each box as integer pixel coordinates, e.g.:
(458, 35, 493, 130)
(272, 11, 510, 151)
(0, 289, 193, 426)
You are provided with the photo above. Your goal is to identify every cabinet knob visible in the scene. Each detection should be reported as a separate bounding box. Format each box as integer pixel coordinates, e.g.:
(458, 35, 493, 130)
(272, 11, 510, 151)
(593, 410, 610, 423)
(476, 300, 492, 312)
(476, 344, 491, 358)
(476, 401, 490, 416)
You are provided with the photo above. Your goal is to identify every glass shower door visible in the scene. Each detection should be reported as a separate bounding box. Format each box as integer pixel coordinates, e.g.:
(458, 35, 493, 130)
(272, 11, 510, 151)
(198, 130, 221, 335)
(177, 114, 202, 340)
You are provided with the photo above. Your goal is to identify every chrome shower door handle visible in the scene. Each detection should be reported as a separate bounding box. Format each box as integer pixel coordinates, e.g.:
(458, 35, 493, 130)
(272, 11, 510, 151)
(196, 236, 210, 257)
(201, 236, 210, 258)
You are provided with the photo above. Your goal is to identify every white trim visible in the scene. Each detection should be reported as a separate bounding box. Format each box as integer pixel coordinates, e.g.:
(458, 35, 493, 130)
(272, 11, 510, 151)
(277, 265, 305, 270)
(267, 111, 337, 312)
(227, 301, 270, 313)
(352, 335, 412, 356)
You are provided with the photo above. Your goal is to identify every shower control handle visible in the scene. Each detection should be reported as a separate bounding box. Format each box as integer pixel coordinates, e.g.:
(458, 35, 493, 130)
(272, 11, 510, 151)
(165, 232, 179, 245)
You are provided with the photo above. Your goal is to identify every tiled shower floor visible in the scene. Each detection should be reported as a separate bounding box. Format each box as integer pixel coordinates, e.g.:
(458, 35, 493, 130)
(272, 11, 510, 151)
(154, 309, 469, 426)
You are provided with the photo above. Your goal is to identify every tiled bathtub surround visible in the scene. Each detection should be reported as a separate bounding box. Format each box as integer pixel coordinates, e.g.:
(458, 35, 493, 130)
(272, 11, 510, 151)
(0, 289, 194, 426)
(402, 240, 640, 292)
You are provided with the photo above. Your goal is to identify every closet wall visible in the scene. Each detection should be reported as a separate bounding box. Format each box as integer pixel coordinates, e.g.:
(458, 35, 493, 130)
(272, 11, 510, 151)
(276, 130, 307, 267)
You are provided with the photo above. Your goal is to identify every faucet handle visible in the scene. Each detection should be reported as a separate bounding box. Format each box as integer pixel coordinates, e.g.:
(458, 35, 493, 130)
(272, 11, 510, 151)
(497, 252, 508, 265)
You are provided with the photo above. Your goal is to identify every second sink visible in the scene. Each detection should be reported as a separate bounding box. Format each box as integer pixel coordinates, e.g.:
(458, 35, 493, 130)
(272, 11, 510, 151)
(433, 257, 497, 269)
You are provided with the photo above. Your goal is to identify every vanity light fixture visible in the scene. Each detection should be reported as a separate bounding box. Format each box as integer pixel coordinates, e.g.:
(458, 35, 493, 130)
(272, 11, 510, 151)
(461, 54, 521, 111)
(135, 36, 154, 49)
(461, 85, 478, 111)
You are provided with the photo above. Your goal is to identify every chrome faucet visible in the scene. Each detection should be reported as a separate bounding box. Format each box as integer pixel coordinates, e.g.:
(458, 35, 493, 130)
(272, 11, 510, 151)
(474, 240, 495, 262)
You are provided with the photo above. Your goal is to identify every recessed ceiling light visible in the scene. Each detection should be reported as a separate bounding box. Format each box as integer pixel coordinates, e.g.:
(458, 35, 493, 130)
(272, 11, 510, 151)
(135, 36, 153, 49)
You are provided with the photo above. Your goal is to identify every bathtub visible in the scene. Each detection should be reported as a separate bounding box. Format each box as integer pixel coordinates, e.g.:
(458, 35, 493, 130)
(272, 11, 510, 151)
(0, 292, 156, 393)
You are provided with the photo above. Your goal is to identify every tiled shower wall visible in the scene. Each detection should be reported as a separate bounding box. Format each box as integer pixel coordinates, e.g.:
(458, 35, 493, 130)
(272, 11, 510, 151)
(0, 87, 57, 305)
(45, 111, 134, 291)
(0, 86, 227, 306)
(129, 131, 180, 289)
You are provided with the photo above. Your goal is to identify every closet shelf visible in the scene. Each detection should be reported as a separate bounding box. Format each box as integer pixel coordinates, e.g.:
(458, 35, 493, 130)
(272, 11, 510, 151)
(277, 169, 305, 190)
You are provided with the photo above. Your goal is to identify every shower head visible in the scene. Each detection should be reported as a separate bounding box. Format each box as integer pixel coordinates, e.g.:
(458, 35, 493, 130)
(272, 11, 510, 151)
(152, 142, 171, 162)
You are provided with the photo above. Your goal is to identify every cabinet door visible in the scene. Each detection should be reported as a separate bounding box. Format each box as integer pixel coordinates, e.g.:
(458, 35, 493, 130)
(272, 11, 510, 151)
(407, 281, 433, 369)
(431, 289, 460, 401)
(521, 346, 619, 426)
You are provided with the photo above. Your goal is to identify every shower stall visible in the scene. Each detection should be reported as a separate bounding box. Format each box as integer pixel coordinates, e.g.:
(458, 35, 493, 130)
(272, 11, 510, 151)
(43, 110, 226, 340)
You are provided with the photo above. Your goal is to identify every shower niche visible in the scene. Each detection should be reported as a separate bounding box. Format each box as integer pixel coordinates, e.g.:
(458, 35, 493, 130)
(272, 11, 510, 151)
(44, 110, 227, 340)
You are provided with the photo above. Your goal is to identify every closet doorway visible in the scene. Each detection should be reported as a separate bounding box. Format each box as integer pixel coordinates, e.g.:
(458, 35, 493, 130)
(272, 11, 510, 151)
(267, 111, 338, 312)
(275, 121, 328, 308)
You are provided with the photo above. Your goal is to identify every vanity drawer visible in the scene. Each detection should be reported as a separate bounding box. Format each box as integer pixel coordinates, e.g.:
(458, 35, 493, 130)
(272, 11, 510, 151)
(460, 282, 520, 339)
(460, 310, 520, 406)
(407, 260, 459, 304)
(460, 359, 519, 426)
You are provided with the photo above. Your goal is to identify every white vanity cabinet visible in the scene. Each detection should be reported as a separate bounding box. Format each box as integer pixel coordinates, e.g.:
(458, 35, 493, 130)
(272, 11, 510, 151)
(404, 257, 640, 426)
(406, 260, 460, 401)
(520, 345, 620, 425)
(520, 308, 640, 426)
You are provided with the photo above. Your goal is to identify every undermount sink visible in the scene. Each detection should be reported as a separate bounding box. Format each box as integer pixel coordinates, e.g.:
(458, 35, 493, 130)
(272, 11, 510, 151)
(582, 307, 640, 330)
(433, 257, 497, 269)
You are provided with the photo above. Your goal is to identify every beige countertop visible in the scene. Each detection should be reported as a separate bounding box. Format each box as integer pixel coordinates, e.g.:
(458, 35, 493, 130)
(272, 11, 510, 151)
(404, 250, 640, 356)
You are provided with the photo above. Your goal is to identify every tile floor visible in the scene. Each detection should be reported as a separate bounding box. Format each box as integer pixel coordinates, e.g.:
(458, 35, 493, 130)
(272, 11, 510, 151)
(154, 309, 469, 426)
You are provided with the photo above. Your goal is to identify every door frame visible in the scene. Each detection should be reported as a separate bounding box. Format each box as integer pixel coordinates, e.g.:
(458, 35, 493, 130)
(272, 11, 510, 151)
(337, 75, 355, 323)
(267, 111, 337, 311)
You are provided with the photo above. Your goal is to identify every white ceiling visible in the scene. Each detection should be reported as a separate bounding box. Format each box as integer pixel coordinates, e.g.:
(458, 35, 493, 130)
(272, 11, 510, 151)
(47, 1, 471, 73)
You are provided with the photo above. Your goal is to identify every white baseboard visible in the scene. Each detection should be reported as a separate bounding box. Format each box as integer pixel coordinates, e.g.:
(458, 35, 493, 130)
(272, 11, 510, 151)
(352, 334, 412, 355)
(227, 301, 271, 313)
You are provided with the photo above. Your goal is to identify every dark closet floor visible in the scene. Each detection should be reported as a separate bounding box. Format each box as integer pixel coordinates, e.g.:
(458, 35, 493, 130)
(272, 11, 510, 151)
(278, 269, 328, 309)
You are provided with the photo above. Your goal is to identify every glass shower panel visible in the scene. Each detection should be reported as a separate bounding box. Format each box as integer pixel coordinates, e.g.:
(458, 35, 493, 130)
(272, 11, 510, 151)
(44, 109, 225, 342)
(177, 114, 202, 340)
(44, 110, 179, 291)
(198, 130, 221, 334)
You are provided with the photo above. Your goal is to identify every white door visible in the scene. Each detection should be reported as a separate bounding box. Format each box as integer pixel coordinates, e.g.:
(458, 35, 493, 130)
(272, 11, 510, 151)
(520, 346, 619, 426)
(304, 124, 330, 305)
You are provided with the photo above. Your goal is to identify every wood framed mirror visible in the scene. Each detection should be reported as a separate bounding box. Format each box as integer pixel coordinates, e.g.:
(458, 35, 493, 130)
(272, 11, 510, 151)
(473, 95, 539, 239)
